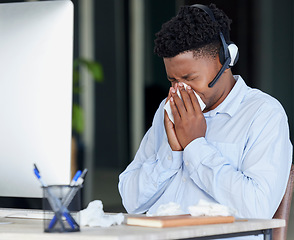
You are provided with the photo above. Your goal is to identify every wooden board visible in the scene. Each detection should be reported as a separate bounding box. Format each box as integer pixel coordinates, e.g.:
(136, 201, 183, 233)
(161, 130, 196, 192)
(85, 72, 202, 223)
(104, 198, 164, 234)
(126, 214, 235, 228)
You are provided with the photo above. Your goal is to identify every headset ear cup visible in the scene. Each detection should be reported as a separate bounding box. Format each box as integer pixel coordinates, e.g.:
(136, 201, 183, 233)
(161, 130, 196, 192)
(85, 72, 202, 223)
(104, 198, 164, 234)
(232, 49, 239, 66)
(227, 43, 239, 66)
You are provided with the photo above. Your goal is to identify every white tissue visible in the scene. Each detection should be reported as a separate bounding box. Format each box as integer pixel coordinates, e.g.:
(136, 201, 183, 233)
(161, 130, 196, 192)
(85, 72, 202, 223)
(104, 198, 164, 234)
(188, 199, 237, 217)
(146, 202, 185, 216)
(79, 200, 124, 227)
(164, 82, 206, 123)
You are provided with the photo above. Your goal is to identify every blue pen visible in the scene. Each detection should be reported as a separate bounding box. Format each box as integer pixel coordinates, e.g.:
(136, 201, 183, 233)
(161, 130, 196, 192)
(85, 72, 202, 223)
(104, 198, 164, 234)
(63, 168, 88, 207)
(33, 164, 76, 230)
(70, 170, 82, 186)
(64, 169, 87, 205)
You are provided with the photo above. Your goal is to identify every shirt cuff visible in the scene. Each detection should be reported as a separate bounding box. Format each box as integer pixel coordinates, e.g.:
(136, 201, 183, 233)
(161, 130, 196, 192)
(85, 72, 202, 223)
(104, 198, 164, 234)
(183, 137, 212, 171)
(157, 142, 183, 170)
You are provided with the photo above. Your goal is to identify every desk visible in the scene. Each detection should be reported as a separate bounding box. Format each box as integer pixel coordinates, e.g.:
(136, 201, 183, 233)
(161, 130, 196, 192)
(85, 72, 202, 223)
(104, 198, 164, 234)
(0, 209, 285, 240)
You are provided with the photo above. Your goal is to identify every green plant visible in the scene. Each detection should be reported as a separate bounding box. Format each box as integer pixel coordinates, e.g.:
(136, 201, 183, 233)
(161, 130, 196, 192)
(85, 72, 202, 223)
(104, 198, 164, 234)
(72, 58, 103, 134)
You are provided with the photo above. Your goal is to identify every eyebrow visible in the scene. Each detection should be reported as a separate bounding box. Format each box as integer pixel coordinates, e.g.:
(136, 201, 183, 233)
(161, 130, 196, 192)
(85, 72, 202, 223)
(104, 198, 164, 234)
(167, 73, 196, 81)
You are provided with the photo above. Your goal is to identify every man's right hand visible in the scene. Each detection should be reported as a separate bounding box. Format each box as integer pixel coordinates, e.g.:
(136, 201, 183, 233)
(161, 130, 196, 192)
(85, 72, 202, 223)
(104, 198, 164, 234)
(164, 86, 183, 151)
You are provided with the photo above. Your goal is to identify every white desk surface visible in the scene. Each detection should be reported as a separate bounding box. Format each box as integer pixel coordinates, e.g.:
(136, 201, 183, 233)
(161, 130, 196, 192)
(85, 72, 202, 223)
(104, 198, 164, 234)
(0, 209, 285, 240)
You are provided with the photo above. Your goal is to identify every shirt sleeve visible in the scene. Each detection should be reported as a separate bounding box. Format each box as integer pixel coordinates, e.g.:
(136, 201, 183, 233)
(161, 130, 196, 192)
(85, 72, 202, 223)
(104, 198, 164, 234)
(118, 100, 183, 214)
(183, 106, 292, 218)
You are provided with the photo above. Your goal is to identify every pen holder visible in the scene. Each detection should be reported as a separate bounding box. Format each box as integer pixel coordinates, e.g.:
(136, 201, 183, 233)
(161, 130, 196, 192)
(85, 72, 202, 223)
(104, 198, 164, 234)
(42, 185, 82, 233)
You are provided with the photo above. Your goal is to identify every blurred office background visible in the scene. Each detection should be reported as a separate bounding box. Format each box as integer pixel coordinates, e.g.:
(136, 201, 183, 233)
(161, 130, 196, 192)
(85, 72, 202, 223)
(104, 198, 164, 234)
(1, 0, 293, 237)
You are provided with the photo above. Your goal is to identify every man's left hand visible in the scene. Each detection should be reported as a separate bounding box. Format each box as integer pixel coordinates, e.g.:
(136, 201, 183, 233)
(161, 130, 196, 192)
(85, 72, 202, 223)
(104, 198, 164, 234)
(170, 82, 207, 149)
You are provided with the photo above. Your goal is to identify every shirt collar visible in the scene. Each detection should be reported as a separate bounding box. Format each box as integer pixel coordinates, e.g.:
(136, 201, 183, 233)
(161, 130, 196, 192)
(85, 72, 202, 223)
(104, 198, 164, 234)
(204, 75, 248, 118)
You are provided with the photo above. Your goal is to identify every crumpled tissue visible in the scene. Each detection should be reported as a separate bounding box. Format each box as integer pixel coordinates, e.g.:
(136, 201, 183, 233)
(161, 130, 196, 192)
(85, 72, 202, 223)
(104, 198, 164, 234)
(188, 199, 237, 217)
(147, 200, 237, 217)
(146, 202, 185, 216)
(164, 82, 206, 123)
(79, 200, 124, 227)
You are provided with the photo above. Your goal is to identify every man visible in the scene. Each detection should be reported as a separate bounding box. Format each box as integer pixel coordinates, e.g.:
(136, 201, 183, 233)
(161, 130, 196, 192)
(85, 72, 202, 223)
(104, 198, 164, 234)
(118, 3, 292, 233)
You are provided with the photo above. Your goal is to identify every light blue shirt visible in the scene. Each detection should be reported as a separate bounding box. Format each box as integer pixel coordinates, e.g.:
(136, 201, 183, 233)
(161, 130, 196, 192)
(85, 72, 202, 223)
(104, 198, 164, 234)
(119, 76, 292, 239)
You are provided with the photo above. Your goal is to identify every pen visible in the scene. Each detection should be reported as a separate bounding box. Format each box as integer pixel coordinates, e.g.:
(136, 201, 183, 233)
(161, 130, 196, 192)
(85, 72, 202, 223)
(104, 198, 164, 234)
(63, 168, 88, 206)
(70, 170, 82, 186)
(33, 164, 77, 230)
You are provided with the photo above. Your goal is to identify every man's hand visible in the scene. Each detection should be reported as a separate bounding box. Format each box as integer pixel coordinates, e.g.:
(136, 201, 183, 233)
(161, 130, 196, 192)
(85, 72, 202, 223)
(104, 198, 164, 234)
(170, 82, 206, 149)
(164, 87, 183, 151)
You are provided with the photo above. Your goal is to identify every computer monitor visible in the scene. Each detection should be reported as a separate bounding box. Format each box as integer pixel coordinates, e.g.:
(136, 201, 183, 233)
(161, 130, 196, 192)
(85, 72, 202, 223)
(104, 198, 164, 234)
(0, 0, 74, 206)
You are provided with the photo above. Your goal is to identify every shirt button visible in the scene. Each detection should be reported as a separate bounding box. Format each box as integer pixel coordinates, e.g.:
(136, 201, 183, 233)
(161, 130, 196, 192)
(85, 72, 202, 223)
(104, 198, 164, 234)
(182, 177, 186, 182)
(185, 161, 189, 166)
(168, 155, 172, 160)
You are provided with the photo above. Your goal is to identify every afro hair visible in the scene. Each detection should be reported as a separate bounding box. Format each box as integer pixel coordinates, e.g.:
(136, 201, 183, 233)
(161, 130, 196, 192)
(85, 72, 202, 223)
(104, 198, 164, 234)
(154, 4, 232, 59)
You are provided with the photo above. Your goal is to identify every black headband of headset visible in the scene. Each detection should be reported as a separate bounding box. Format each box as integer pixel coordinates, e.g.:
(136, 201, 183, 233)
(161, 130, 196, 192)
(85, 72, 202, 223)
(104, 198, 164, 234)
(190, 4, 231, 88)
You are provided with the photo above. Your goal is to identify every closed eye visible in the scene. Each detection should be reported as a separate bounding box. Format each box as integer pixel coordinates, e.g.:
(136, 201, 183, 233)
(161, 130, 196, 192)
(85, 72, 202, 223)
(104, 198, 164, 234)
(186, 76, 198, 81)
(167, 76, 178, 83)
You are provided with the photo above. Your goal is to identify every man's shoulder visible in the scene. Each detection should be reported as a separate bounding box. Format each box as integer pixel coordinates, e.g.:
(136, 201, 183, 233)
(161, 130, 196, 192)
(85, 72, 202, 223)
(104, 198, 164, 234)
(242, 87, 285, 114)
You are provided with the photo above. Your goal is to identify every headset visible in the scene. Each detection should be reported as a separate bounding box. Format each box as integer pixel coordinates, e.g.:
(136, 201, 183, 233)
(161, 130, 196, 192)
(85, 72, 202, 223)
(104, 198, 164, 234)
(190, 4, 239, 87)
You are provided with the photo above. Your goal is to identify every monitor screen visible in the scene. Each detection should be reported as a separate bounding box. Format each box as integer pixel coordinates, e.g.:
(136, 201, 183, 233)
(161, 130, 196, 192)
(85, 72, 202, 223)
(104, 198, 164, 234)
(0, 0, 73, 203)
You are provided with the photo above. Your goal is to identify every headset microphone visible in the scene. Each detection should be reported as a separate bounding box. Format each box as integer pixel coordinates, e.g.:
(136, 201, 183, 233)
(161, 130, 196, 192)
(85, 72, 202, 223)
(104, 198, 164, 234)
(190, 4, 239, 88)
(208, 57, 230, 88)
